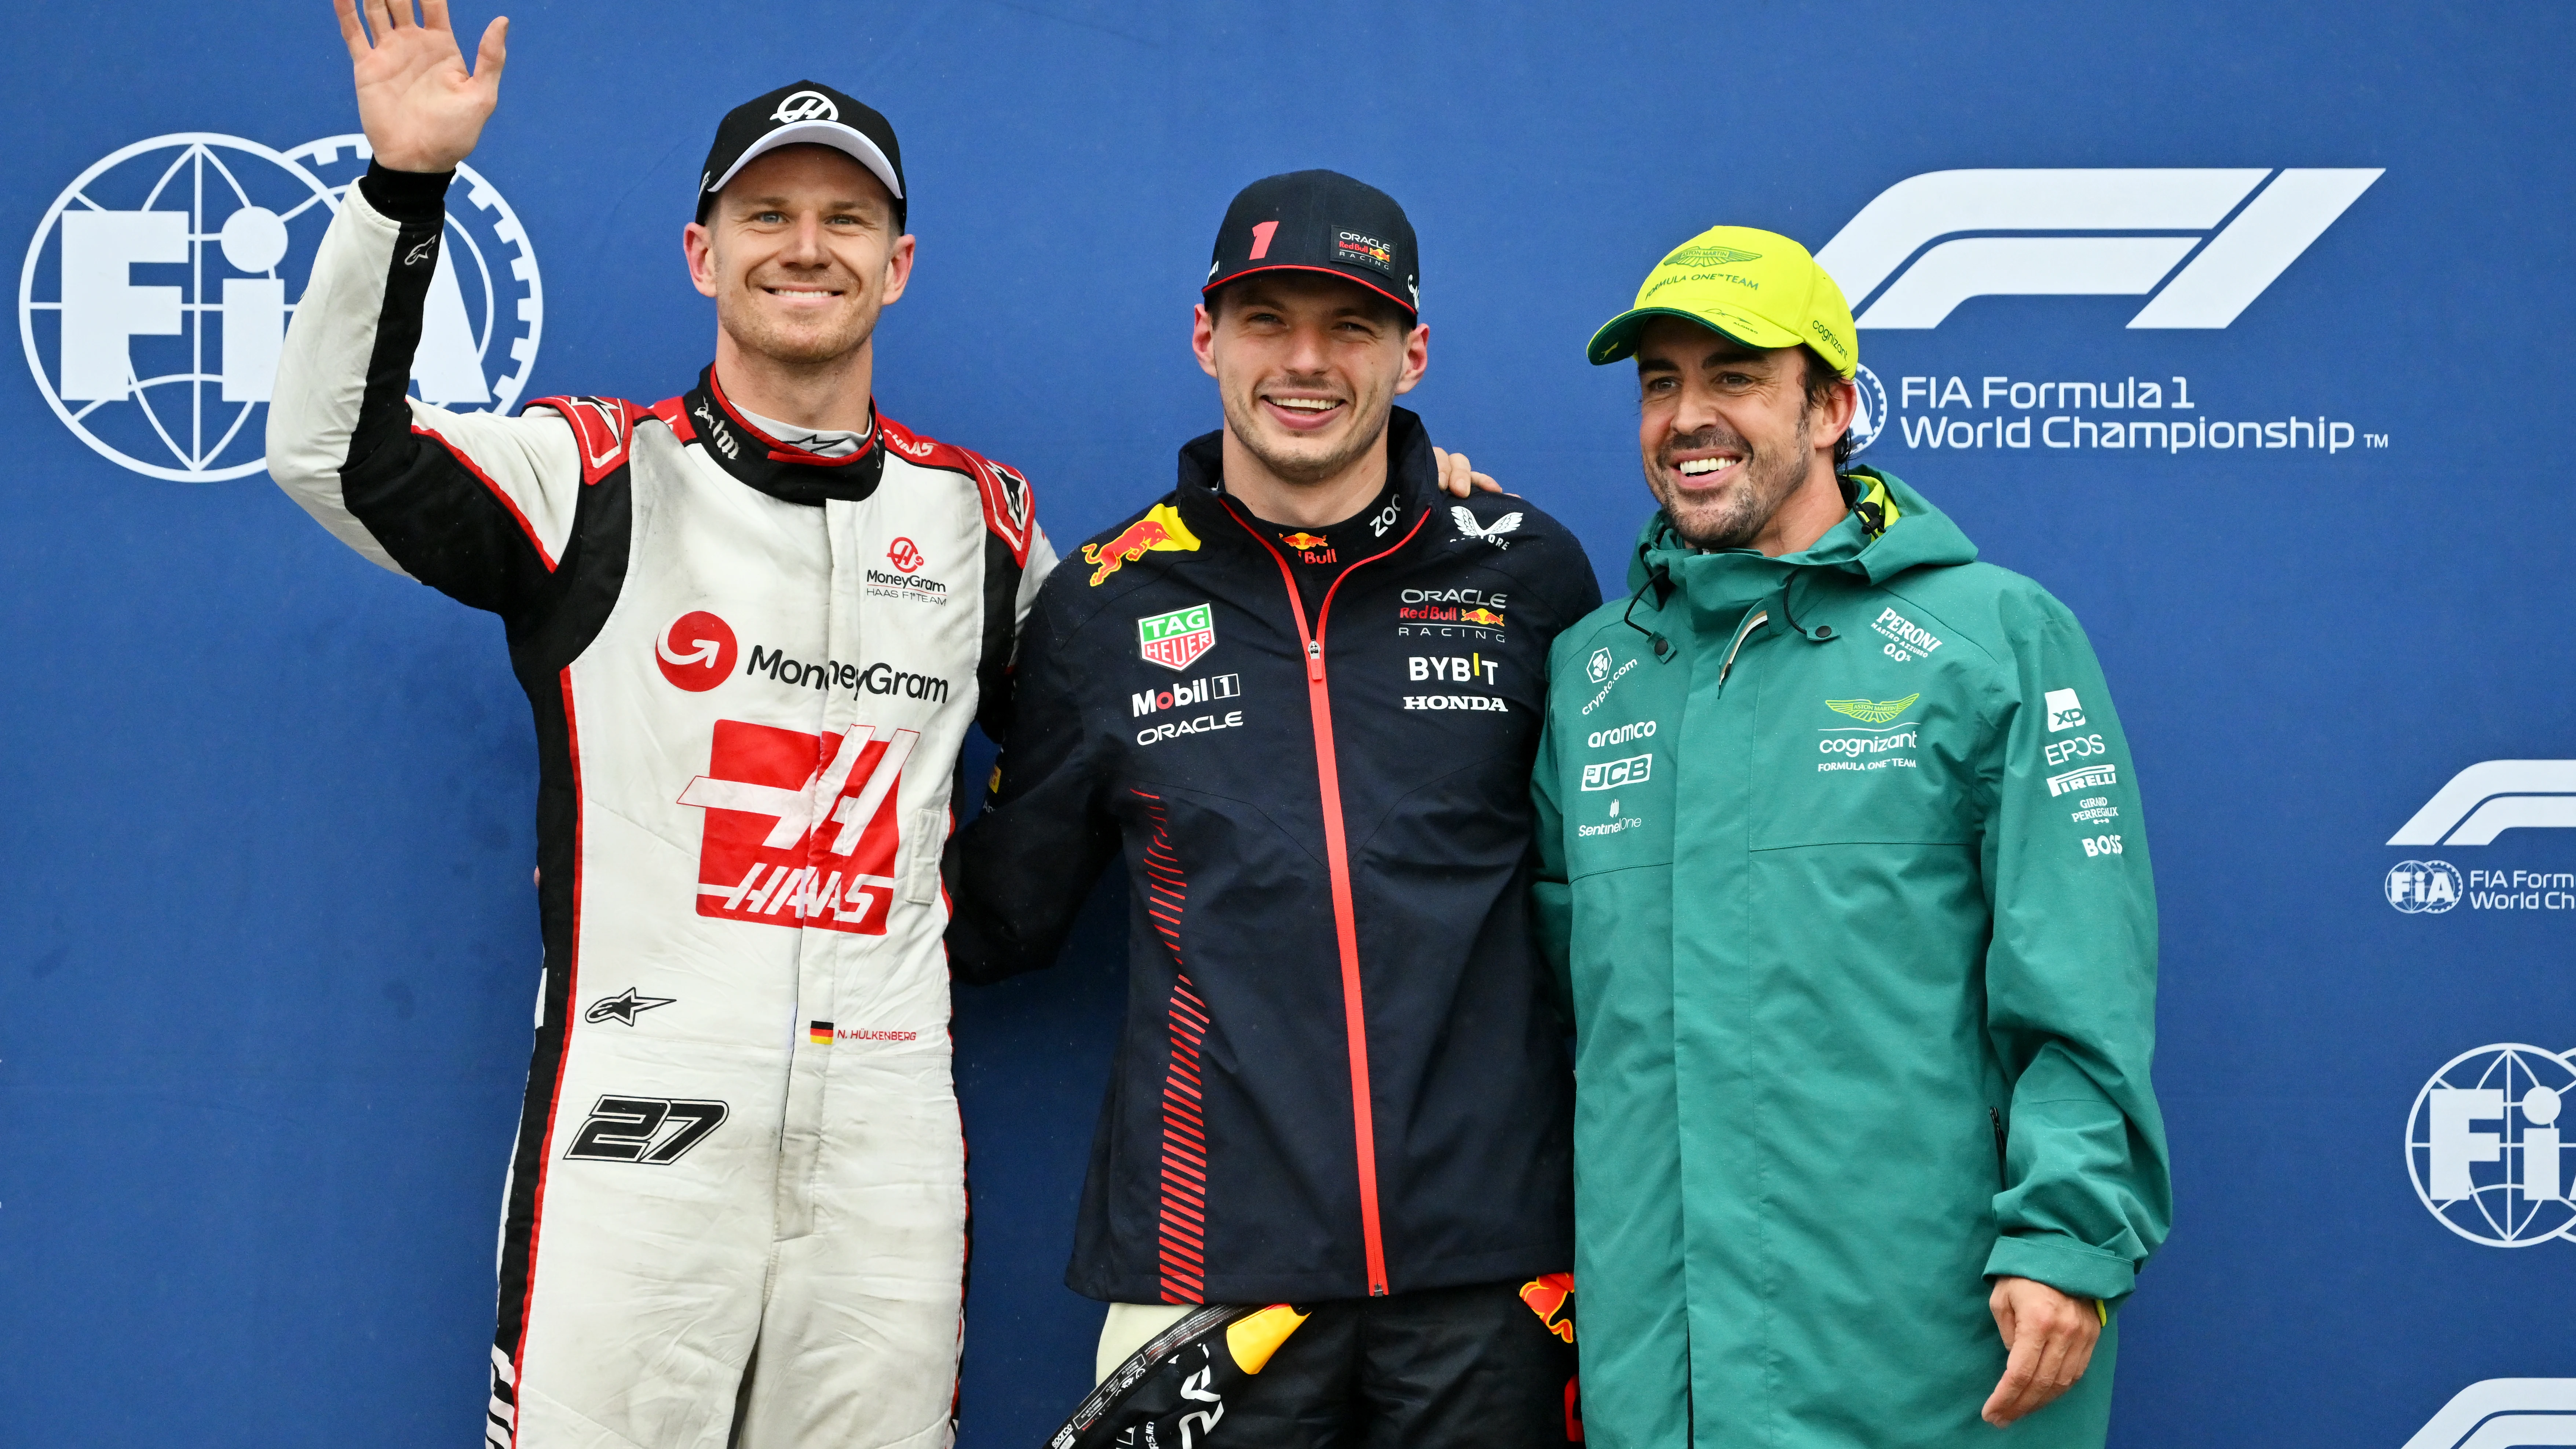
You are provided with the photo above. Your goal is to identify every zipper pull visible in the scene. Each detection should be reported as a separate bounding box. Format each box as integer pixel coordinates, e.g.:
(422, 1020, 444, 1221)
(1307, 639, 1324, 682)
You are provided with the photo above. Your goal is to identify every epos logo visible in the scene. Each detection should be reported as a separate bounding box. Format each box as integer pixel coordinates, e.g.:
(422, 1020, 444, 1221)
(1814, 168, 2380, 329)
(19, 132, 539, 481)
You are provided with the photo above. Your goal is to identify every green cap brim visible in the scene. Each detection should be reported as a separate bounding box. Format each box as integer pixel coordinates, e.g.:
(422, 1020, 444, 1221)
(1585, 305, 1806, 366)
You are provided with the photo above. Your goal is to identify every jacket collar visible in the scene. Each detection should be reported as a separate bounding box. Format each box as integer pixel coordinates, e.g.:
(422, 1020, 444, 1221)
(676, 365, 886, 504)
(1170, 405, 1441, 553)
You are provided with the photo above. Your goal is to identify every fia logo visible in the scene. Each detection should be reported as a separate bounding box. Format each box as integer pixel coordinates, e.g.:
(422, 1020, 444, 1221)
(1845, 363, 1887, 456)
(2386, 860, 2462, 915)
(2406, 1044, 2576, 1247)
(1816, 168, 2380, 329)
(18, 131, 540, 482)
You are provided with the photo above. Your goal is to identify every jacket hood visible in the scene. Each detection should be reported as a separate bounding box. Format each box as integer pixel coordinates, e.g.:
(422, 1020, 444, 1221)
(1623, 467, 1977, 611)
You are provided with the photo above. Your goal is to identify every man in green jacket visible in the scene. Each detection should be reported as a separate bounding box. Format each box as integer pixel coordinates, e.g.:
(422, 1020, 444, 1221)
(1531, 227, 2171, 1448)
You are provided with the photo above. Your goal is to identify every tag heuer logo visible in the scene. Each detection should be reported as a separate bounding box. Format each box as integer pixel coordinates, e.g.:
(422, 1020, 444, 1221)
(1825, 693, 1919, 724)
(1139, 603, 1217, 671)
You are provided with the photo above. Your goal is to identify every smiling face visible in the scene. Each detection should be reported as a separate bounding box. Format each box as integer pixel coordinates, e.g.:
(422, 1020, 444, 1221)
(683, 144, 913, 369)
(1193, 271, 1426, 489)
(1634, 315, 1850, 553)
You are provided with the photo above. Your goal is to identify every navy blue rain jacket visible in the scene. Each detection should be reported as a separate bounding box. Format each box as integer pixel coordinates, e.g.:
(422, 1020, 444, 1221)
(947, 408, 1599, 1304)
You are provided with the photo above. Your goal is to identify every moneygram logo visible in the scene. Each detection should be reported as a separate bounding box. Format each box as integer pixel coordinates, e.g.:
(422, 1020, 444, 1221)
(1815, 168, 2381, 329)
(19, 131, 539, 482)
(2405, 1044, 2576, 1248)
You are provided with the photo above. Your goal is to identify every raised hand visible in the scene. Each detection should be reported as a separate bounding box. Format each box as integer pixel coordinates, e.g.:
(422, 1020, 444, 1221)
(334, 0, 508, 173)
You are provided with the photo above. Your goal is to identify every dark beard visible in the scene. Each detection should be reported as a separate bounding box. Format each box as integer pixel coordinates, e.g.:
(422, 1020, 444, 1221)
(1649, 412, 1812, 551)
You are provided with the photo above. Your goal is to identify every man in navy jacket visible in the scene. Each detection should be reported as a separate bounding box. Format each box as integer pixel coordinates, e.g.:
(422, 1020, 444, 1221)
(946, 172, 1599, 1445)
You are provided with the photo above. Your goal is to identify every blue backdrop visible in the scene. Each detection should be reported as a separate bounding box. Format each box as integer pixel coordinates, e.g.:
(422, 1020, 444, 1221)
(5, 2, 2572, 1445)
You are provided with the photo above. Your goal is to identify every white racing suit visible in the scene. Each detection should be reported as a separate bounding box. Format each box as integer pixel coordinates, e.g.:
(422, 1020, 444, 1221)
(266, 166, 1055, 1449)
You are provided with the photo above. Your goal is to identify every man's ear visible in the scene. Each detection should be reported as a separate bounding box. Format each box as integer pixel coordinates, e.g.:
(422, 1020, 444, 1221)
(1391, 321, 1429, 397)
(684, 221, 718, 300)
(1192, 303, 1220, 380)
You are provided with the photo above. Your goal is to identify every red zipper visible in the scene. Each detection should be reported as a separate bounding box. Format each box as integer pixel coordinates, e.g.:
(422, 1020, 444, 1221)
(1225, 500, 1426, 1296)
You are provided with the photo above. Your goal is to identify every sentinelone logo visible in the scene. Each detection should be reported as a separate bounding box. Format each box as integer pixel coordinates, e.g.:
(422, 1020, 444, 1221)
(1814, 168, 2384, 459)
(2383, 761, 2576, 915)
(19, 132, 539, 482)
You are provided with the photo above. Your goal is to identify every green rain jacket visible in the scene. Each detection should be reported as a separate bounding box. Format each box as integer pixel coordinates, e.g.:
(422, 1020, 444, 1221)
(1532, 468, 2170, 1449)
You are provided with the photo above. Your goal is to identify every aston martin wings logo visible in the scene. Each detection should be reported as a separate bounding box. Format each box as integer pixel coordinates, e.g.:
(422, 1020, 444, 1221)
(1453, 506, 1523, 547)
(1825, 694, 1919, 724)
(1662, 243, 1763, 267)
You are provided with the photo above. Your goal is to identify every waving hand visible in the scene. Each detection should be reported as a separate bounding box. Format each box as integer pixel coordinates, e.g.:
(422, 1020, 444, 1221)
(333, 0, 508, 172)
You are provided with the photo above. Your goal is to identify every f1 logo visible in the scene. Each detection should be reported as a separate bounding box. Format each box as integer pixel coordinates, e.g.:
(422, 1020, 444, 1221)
(1815, 168, 2381, 329)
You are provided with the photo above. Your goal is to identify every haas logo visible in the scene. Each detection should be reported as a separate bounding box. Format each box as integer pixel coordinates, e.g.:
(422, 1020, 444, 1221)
(656, 611, 738, 691)
(770, 90, 839, 123)
(885, 537, 924, 573)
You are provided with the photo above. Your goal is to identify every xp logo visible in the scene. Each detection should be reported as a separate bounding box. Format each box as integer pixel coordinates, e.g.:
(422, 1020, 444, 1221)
(656, 611, 739, 692)
(1587, 648, 1614, 684)
(2406, 1044, 2576, 1248)
(2387, 861, 2463, 915)
(2389, 760, 2576, 846)
(1814, 168, 2381, 329)
(885, 536, 924, 574)
(771, 90, 839, 123)
(18, 131, 539, 482)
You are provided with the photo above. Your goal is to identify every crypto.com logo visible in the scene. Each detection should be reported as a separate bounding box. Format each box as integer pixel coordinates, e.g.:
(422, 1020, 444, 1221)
(2399, 1380, 2576, 1449)
(2389, 761, 2576, 846)
(19, 131, 539, 482)
(1813, 168, 2381, 329)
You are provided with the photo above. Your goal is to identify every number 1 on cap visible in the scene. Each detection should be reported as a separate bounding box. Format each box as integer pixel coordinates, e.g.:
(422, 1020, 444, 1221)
(1248, 220, 1278, 259)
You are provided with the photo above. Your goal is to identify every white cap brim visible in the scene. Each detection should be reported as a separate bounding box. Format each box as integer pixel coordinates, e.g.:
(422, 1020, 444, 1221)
(709, 120, 904, 205)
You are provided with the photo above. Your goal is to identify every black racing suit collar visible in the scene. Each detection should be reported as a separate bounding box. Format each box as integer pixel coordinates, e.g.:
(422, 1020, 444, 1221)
(680, 364, 886, 504)
(1170, 405, 1439, 556)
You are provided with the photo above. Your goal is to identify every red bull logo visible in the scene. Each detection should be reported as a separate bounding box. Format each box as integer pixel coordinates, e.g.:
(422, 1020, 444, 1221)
(1280, 532, 1327, 550)
(1519, 1271, 1575, 1344)
(1461, 607, 1505, 628)
(1082, 503, 1203, 585)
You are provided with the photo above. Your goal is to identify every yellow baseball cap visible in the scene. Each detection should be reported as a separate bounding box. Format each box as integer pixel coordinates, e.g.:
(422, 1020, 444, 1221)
(1585, 225, 1858, 377)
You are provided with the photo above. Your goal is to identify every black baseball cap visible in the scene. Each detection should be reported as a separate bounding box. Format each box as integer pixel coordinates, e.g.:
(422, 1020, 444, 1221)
(1203, 171, 1419, 321)
(698, 81, 906, 229)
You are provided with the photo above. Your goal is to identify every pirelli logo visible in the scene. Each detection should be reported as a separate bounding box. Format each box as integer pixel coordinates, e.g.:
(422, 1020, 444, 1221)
(2046, 764, 2118, 796)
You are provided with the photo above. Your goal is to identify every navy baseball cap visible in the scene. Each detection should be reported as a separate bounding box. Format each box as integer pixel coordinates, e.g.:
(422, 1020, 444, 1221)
(1203, 171, 1419, 321)
(699, 81, 906, 229)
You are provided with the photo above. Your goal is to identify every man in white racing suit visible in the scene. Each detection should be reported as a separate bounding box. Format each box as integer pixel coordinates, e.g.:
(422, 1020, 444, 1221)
(266, 6, 1052, 1445)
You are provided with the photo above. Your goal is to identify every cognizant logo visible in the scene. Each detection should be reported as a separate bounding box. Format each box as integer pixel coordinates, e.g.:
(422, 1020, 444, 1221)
(1814, 168, 2381, 329)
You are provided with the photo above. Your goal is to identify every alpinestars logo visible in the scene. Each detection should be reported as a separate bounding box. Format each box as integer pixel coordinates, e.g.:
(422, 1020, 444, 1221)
(1815, 168, 2380, 329)
(676, 719, 915, 934)
(2389, 761, 2576, 846)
